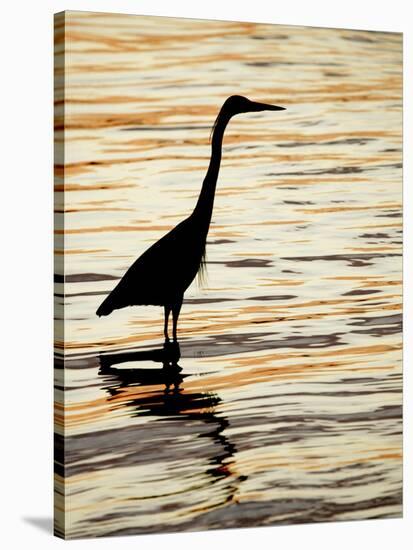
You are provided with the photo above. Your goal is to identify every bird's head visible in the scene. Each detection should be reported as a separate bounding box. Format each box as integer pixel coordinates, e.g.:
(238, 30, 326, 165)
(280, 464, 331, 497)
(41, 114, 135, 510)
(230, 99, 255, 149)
(223, 95, 285, 116)
(209, 95, 285, 142)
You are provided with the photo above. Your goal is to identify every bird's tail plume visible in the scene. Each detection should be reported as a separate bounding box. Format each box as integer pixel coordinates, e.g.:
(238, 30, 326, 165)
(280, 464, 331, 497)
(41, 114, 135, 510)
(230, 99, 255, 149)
(96, 296, 114, 317)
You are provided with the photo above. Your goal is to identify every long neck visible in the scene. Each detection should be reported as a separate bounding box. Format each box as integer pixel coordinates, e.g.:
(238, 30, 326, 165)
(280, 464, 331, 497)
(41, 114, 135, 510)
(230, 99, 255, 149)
(192, 111, 230, 227)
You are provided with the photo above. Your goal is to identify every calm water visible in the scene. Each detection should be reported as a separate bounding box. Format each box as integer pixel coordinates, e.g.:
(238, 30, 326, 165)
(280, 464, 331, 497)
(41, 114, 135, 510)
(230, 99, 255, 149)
(54, 11, 402, 539)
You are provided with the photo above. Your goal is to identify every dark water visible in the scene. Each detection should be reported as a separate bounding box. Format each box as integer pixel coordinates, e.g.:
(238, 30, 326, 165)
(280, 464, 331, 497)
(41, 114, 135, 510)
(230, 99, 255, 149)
(54, 11, 402, 538)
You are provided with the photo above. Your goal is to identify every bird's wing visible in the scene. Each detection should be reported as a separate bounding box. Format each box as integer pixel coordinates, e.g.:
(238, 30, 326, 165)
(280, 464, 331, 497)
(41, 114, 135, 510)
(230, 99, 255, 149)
(123, 217, 192, 278)
(99, 217, 199, 310)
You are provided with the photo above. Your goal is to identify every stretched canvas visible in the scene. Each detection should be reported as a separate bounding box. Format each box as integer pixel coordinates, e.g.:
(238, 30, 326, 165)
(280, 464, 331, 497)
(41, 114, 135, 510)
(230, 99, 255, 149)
(54, 11, 403, 539)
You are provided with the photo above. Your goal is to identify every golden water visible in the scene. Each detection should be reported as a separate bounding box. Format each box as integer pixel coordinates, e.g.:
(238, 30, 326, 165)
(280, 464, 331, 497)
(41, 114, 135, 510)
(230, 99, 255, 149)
(54, 11, 402, 539)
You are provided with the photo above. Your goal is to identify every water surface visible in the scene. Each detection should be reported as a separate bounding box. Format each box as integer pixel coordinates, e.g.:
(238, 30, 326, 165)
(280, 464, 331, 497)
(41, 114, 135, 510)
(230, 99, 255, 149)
(54, 11, 402, 539)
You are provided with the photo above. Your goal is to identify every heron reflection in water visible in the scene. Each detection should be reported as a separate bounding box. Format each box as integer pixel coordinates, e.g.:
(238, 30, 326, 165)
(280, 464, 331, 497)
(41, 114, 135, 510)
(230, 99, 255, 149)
(99, 341, 183, 393)
(97, 346, 247, 494)
(97, 96, 285, 341)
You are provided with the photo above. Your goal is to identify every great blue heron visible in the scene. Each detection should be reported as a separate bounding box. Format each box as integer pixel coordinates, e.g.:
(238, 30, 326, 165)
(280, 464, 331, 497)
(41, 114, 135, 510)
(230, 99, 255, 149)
(96, 95, 285, 341)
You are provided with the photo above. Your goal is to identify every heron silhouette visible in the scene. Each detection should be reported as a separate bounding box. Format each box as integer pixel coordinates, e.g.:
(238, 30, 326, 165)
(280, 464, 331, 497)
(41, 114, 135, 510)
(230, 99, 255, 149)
(96, 95, 285, 341)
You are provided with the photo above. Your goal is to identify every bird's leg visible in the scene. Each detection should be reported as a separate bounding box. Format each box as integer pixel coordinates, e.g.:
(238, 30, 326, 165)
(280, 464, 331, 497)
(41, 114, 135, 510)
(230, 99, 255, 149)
(172, 301, 182, 342)
(164, 305, 171, 342)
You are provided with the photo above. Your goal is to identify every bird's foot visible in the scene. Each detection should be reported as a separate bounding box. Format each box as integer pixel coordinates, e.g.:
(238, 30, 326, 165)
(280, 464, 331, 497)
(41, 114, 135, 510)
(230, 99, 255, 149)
(166, 340, 180, 359)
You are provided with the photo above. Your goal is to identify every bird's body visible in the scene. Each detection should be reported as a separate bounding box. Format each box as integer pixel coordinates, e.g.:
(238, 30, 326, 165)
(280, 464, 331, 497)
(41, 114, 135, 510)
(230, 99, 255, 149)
(97, 214, 207, 313)
(97, 95, 285, 341)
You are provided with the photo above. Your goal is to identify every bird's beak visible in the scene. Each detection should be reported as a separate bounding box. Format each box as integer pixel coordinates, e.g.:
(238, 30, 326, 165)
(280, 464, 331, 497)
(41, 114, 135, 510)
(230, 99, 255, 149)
(249, 101, 286, 112)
